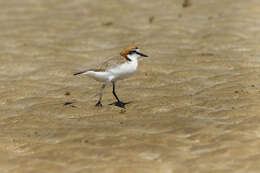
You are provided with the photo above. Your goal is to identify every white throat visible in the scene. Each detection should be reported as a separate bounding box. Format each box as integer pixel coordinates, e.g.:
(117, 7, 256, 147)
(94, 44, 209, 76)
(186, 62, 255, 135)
(126, 53, 140, 62)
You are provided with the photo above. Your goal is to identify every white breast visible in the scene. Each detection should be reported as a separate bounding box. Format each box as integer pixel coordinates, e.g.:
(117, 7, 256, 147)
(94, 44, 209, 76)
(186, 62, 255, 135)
(108, 60, 138, 81)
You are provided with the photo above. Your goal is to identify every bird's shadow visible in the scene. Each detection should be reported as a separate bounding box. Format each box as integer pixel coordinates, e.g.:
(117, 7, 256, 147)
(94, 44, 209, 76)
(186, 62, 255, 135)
(109, 101, 132, 108)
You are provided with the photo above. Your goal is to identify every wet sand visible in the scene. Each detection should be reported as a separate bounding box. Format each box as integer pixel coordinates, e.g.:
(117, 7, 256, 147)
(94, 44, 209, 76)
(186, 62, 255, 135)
(1, 0, 260, 172)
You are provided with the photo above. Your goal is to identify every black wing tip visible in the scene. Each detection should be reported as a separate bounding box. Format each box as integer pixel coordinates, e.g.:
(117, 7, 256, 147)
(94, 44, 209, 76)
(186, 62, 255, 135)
(73, 71, 86, 75)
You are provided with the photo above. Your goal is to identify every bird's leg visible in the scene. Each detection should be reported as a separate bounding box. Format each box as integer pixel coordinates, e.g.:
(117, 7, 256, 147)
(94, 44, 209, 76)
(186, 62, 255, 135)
(112, 82, 121, 102)
(112, 82, 125, 108)
(96, 83, 107, 107)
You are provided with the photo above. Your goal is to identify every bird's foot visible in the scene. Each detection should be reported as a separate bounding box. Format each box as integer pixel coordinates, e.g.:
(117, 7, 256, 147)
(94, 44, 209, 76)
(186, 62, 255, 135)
(113, 101, 127, 108)
(95, 101, 102, 107)
(109, 101, 132, 108)
(117, 101, 126, 108)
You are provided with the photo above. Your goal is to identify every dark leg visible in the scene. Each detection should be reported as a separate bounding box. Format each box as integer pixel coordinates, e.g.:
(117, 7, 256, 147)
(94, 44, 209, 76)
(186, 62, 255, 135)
(96, 83, 107, 107)
(112, 81, 121, 102)
(112, 82, 126, 108)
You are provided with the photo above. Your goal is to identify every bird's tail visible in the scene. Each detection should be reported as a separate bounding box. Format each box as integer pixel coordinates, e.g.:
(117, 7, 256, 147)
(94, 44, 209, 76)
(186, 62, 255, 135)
(73, 71, 87, 75)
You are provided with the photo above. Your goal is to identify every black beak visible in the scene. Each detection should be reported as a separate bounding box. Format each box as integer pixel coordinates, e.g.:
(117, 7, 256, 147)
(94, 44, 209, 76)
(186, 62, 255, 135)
(136, 51, 148, 57)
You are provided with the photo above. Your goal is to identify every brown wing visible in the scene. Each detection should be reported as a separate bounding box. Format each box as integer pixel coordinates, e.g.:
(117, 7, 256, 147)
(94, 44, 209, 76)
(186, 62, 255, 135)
(74, 56, 126, 75)
(89, 56, 126, 72)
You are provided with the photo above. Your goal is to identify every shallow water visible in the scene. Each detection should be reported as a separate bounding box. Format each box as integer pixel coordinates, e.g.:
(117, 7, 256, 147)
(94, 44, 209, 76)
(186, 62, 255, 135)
(1, 0, 260, 172)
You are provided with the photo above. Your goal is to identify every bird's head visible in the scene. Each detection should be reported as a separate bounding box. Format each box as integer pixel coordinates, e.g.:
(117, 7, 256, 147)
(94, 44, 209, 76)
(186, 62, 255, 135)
(120, 46, 148, 61)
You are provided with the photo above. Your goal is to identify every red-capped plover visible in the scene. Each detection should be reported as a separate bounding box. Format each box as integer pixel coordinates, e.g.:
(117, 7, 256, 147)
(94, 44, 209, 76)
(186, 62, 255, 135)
(74, 46, 148, 108)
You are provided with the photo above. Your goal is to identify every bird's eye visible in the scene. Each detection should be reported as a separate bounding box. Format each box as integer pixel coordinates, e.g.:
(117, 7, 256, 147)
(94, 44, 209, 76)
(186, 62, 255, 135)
(130, 50, 136, 54)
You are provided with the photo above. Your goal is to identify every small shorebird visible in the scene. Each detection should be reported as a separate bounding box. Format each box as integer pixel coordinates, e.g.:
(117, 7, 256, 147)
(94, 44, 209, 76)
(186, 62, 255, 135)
(74, 46, 148, 108)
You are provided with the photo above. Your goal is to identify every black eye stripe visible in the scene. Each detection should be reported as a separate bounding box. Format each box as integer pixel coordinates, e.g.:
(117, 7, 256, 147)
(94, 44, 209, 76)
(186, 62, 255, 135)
(129, 50, 136, 54)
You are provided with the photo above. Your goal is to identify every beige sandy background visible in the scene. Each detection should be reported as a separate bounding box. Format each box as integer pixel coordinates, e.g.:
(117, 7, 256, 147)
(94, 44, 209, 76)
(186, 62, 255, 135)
(1, 0, 260, 172)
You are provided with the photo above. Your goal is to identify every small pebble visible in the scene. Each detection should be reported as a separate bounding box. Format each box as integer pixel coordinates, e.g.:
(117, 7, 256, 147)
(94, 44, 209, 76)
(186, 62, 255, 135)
(64, 102, 73, 105)
(183, 0, 192, 8)
(65, 92, 71, 96)
(103, 21, 113, 26)
(149, 16, 155, 24)
(120, 109, 126, 113)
